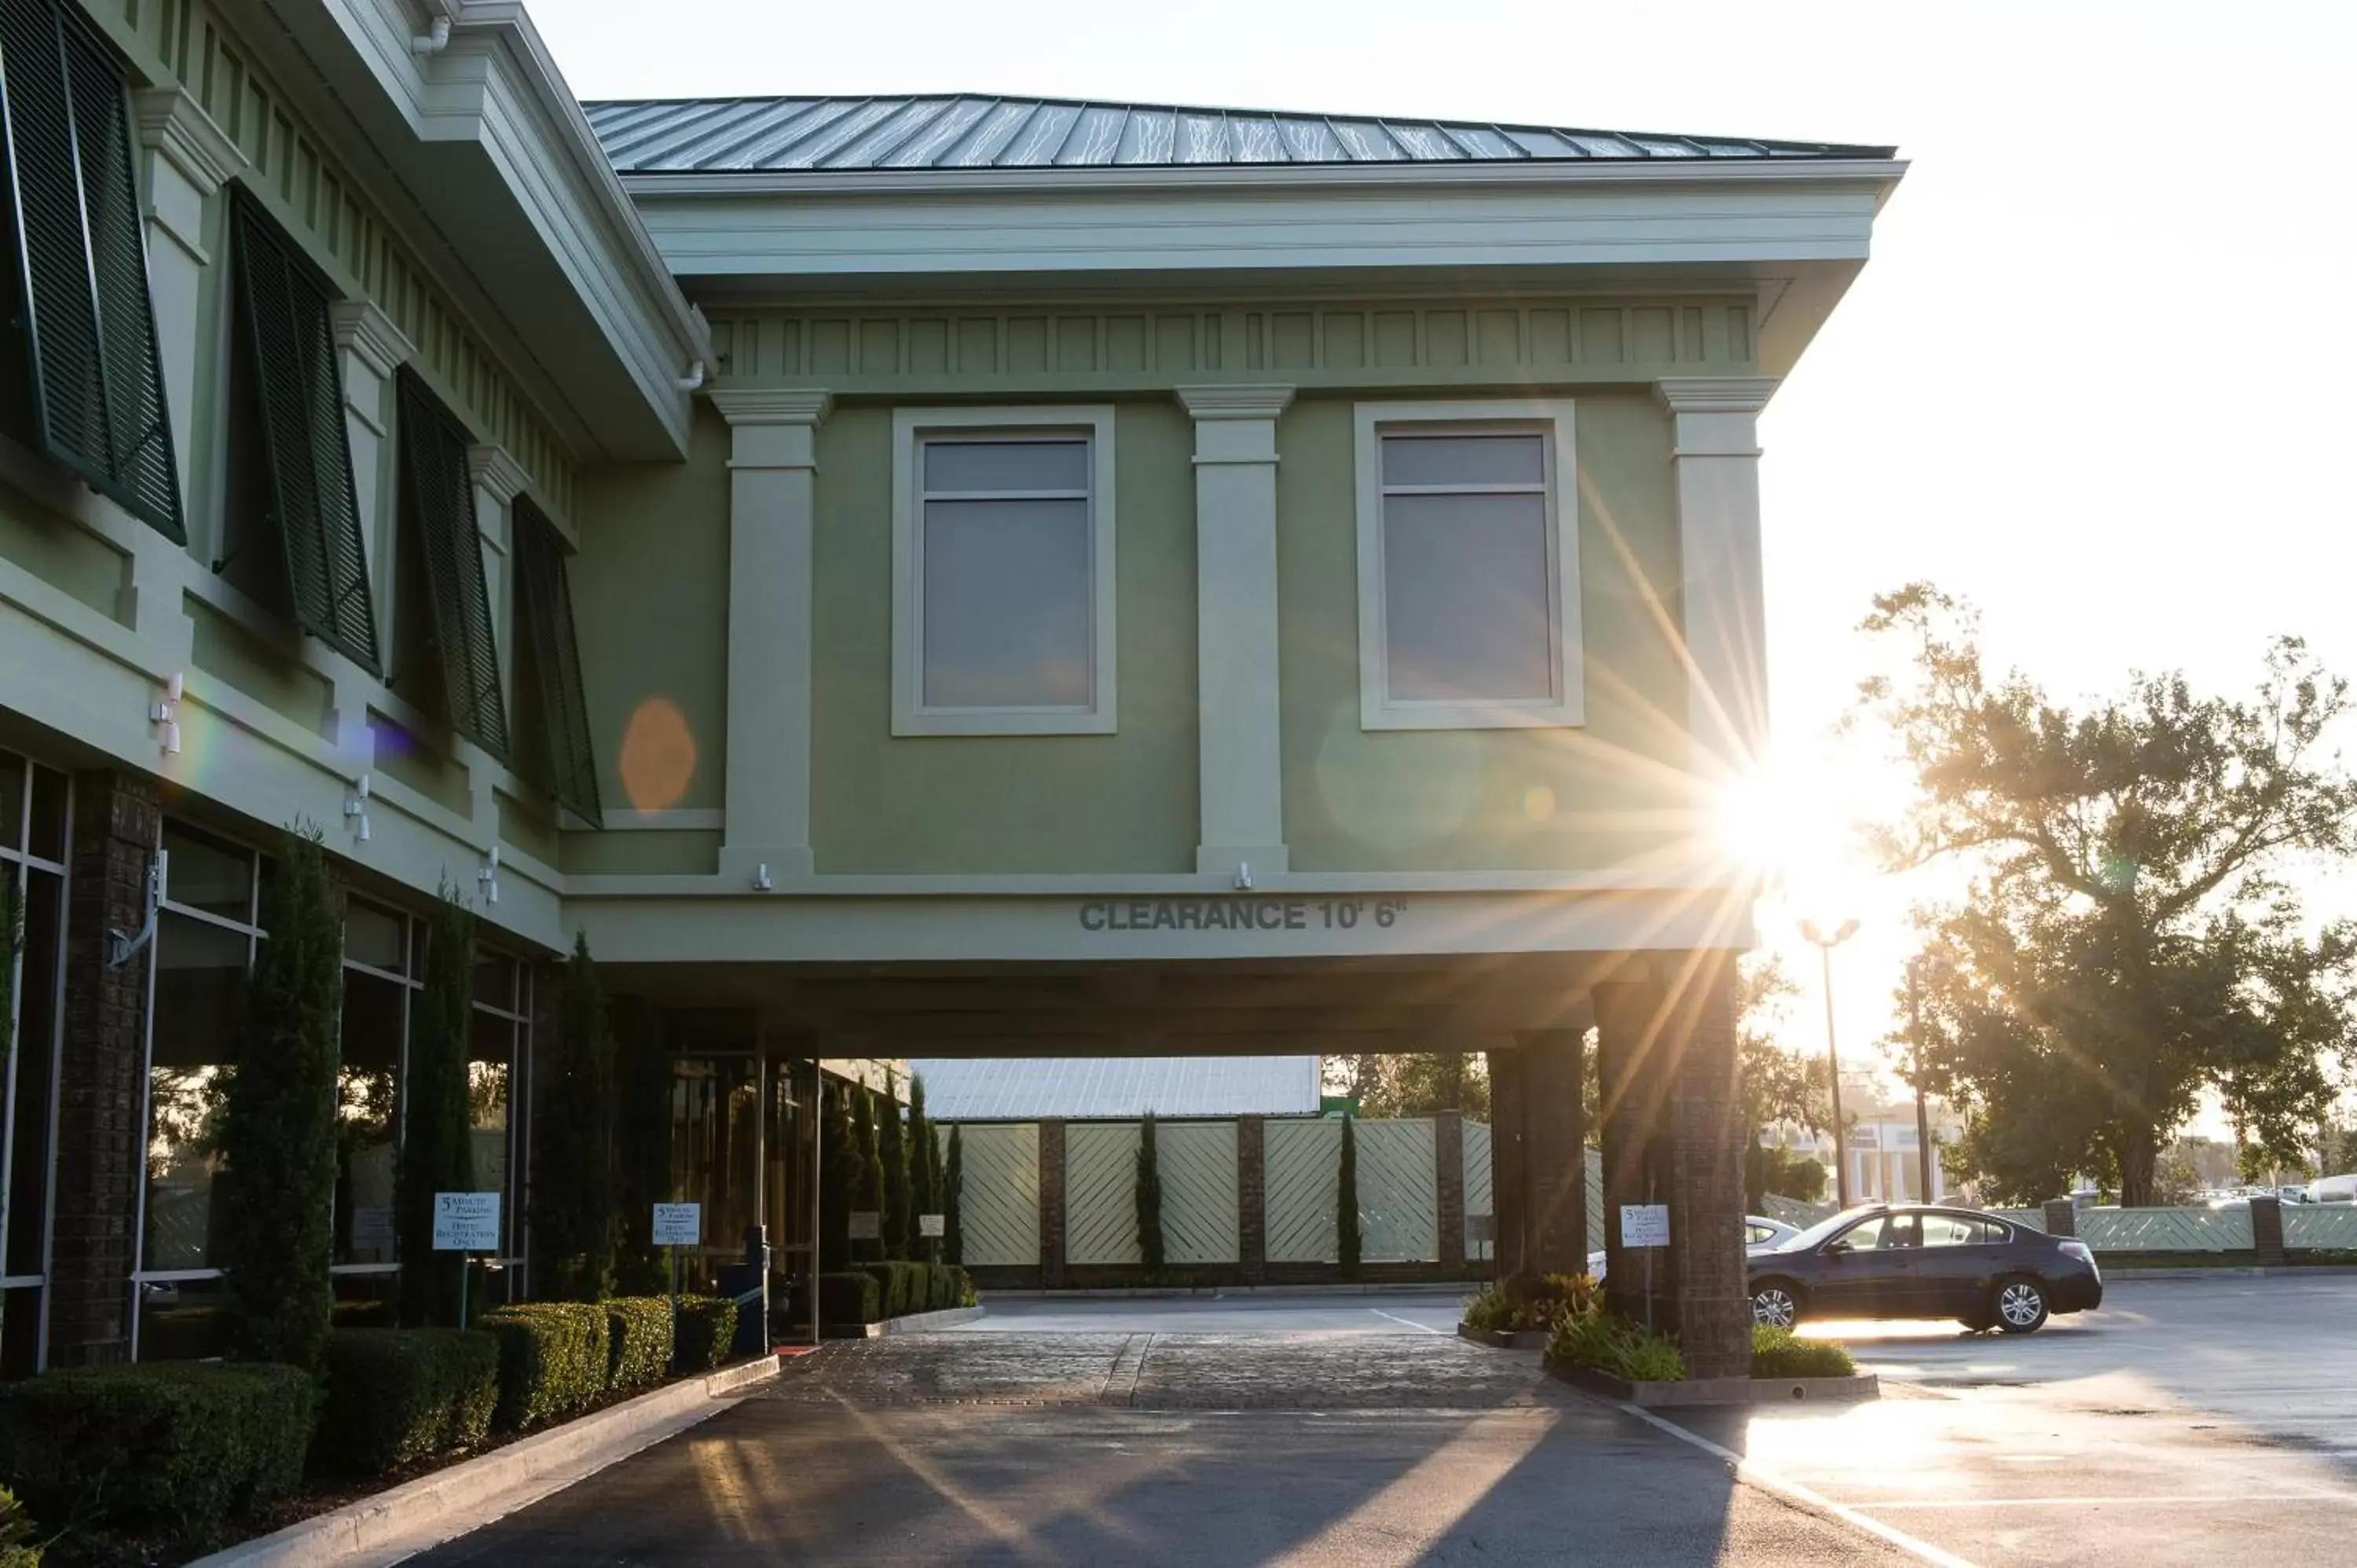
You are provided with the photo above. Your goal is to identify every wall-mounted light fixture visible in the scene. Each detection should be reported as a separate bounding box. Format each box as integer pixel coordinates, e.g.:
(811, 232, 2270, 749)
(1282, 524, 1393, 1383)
(344, 774, 372, 844)
(1233, 861, 1253, 892)
(151, 671, 184, 757)
(478, 844, 500, 906)
(752, 862, 774, 892)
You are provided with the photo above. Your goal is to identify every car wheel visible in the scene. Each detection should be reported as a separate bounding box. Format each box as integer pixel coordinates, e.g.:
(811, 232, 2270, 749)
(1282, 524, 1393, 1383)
(1993, 1275, 2050, 1334)
(1750, 1280, 1802, 1329)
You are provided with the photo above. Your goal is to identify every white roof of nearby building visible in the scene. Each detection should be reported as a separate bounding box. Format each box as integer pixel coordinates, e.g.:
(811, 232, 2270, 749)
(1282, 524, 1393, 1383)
(911, 1057, 1322, 1121)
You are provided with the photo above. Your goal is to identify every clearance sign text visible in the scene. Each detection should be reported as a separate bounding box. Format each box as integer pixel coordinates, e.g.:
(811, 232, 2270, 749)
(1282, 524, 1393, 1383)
(1077, 898, 1408, 933)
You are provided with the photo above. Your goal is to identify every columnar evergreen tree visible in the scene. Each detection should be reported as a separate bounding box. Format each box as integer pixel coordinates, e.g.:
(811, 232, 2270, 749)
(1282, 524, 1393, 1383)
(612, 999, 674, 1295)
(217, 826, 344, 1371)
(907, 1073, 937, 1262)
(878, 1071, 910, 1261)
(820, 1080, 854, 1271)
(942, 1123, 964, 1267)
(1336, 1116, 1362, 1280)
(850, 1085, 884, 1262)
(399, 887, 478, 1326)
(530, 933, 617, 1302)
(1135, 1113, 1165, 1273)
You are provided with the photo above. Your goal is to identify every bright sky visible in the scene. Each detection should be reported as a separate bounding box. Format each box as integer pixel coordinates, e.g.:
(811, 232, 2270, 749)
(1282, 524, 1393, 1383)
(533, 0, 2357, 1110)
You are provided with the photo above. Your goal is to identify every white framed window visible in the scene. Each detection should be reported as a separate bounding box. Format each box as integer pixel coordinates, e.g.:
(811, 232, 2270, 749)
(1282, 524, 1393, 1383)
(1353, 399, 1583, 731)
(892, 405, 1117, 736)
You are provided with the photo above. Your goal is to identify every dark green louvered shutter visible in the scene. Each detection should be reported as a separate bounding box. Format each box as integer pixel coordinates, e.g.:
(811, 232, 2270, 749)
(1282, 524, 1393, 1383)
(396, 370, 507, 756)
(512, 497, 602, 825)
(0, 0, 182, 541)
(231, 197, 380, 673)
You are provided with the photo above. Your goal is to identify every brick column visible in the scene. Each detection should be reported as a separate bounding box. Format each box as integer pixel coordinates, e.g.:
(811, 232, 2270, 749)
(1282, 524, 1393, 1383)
(1237, 1116, 1266, 1284)
(49, 771, 160, 1365)
(1038, 1119, 1067, 1288)
(2041, 1198, 2077, 1238)
(2250, 1195, 2285, 1264)
(1593, 980, 1670, 1324)
(1517, 1031, 1588, 1278)
(1434, 1109, 1465, 1271)
(1662, 956, 1749, 1379)
(1488, 1048, 1527, 1281)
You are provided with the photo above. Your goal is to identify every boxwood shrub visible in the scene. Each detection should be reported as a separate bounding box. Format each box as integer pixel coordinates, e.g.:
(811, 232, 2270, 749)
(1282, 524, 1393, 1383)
(820, 1271, 882, 1326)
(0, 1361, 313, 1533)
(1750, 1325, 1857, 1379)
(480, 1302, 610, 1431)
(606, 1297, 673, 1393)
(317, 1327, 500, 1476)
(673, 1295, 739, 1372)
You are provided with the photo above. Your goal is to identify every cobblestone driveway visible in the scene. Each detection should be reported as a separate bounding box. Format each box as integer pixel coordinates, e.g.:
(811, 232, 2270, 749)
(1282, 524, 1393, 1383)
(767, 1329, 1570, 1410)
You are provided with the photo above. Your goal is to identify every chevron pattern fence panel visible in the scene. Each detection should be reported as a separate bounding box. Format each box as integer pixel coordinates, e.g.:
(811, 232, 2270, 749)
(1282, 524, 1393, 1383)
(1066, 1122, 1143, 1266)
(1358, 1119, 1438, 1262)
(2079, 1207, 2253, 1252)
(2286, 1206, 2357, 1249)
(1157, 1122, 1240, 1263)
(1265, 1118, 1342, 1263)
(1464, 1120, 1494, 1262)
(955, 1123, 1040, 1266)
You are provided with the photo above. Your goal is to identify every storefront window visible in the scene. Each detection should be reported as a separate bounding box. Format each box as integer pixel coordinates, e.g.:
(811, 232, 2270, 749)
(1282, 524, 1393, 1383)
(671, 1056, 757, 1286)
(2, 753, 68, 1377)
(468, 951, 530, 1302)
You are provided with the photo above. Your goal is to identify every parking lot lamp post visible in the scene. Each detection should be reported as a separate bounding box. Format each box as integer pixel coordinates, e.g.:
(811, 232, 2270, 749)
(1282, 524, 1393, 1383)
(1801, 918, 1861, 1208)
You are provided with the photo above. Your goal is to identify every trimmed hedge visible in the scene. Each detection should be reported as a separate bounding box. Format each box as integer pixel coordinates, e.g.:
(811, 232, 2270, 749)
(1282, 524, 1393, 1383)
(480, 1302, 610, 1431)
(1750, 1325, 1857, 1379)
(673, 1296, 739, 1372)
(820, 1271, 881, 1327)
(0, 1361, 313, 1533)
(317, 1328, 500, 1476)
(845, 1263, 970, 1324)
(606, 1297, 673, 1393)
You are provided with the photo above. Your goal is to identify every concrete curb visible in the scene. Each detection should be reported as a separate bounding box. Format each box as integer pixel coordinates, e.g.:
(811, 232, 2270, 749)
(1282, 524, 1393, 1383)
(190, 1356, 781, 1568)
(828, 1304, 986, 1337)
(983, 1281, 1483, 1300)
(1556, 1365, 1880, 1407)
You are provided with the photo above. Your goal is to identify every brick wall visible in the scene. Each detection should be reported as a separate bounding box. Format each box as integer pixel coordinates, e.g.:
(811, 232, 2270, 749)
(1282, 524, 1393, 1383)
(49, 771, 159, 1365)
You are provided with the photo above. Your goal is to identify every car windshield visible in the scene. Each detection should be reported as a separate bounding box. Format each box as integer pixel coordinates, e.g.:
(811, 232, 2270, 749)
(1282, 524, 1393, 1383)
(1772, 1205, 1890, 1253)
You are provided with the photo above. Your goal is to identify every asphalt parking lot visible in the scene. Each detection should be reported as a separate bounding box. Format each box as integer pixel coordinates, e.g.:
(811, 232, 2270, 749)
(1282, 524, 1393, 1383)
(405, 1276, 2357, 1566)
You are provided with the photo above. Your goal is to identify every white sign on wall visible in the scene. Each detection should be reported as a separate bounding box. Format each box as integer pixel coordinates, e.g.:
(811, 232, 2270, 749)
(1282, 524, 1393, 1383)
(652, 1203, 702, 1247)
(918, 1214, 945, 1238)
(350, 1206, 395, 1251)
(432, 1192, 500, 1251)
(848, 1211, 882, 1241)
(1618, 1203, 1671, 1249)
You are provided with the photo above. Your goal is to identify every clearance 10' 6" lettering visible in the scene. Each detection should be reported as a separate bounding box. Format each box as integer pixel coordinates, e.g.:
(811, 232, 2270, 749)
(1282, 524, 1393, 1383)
(1076, 898, 1408, 932)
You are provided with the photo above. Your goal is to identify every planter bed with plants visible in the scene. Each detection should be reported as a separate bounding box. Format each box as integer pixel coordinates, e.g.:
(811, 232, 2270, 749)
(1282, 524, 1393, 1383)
(1505, 1292, 1880, 1409)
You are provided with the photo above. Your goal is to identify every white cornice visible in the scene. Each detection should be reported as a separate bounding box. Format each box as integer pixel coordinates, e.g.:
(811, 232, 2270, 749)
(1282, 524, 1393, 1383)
(1177, 385, 1296, 421)
(1655, 377, 1780, 415)
(328, 299, 417, 383)
(619, 156, 1908, 201)
(707, 387, 834, 427)
(131, 87, 248, 197)
(465, 443, 532, 502)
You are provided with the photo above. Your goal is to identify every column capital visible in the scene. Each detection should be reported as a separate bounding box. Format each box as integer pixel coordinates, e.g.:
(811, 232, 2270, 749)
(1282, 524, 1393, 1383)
(1655, 376, 1779, 416)
(465, 444, 531, 504)
(329, 299, 417, 384)
(132, 87, 247, 200)
(708, 387, 833, 427)
(1176, 384, 1295, 421)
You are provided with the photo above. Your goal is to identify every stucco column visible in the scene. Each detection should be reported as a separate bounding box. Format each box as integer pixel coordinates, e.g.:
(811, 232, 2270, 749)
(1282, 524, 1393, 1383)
(132, 88, 245, 521)
(1656, 378, 1776, 785)
(1176, 386, 1293, 879)
(710, 389, 830, 884)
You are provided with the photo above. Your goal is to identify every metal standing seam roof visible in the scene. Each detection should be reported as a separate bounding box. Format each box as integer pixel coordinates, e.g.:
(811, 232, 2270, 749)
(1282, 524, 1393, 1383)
(910, 1057, 1325, 1122)
(581, 94, 1896, 174)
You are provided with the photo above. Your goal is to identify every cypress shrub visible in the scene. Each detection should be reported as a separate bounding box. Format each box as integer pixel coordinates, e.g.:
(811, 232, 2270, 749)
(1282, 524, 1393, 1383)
(604, 1297, 674, 1392)
(1136, 1114, 1165, 1272)
(1337, 1116, 1362, 1280)
(531, 934, 616, 1302)
(906, 1073, 937, 1262)
(399, 888, 477, 1328)
(316, 1328, 500, 1475)
(479, 1302, 610, 1431)
(216, 825, 343, 1373)
(673, 1295, 739, 1372)
(942, 1123, 964, 1267)
(612, 999, 673, 1296)
(819, 1271, 881, 1326)
(850, 1086, 883, 1262)
(878, 1071, 909, 1261)
(820, 1079, 853, 1271)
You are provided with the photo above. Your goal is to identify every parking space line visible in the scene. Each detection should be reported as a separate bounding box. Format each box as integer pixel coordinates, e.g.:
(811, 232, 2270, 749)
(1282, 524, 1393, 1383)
(1864, 1493, 2357, 1511)
(1617, 1405, 1978, 1568)
(1367, 1309, 1442, 1334)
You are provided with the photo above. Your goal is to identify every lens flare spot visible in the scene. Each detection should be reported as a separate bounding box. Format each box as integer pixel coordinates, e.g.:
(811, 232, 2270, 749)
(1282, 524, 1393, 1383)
(1523, 785, 1556, 822)
(618, 698, 698, 813)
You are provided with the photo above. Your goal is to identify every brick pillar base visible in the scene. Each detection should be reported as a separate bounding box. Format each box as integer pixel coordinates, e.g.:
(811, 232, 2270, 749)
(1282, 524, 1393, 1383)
(1593, 980, 1670, 1325)
(1434, 1109, 1465, 1271)
(1489, 1048, 1527, 1281)
(50, 771, 159, 1366)
(2250, 1195, 2285, 1263)
(1664, 956, 1749, 1379)
(1517, 1030, 1587, 1279)
(2042, 1198, 2077, 1238)
(1038, 1119, 1067, 1288)
(1237, 1116, 1266, 1283)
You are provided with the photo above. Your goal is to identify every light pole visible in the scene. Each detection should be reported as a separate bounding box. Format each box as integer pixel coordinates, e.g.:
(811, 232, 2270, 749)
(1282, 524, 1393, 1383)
(1801, 918, 1860, 1208)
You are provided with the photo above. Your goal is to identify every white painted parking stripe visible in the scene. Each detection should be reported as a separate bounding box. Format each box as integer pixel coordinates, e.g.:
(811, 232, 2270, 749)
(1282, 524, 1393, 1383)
(1367, 1308, 1442, 1334)
(1866, 1493, 2357, 1510)
(1617, 1404, 1978, 1568)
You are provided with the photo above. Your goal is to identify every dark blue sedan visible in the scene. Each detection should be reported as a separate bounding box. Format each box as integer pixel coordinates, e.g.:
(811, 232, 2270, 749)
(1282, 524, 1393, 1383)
(1746, 1204, 2104, 1334)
